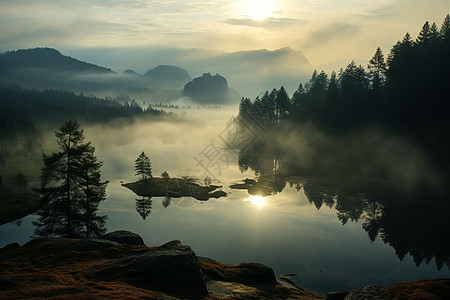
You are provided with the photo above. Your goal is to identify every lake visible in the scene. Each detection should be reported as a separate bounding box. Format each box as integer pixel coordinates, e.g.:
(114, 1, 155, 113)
(1, 107, 449, 295)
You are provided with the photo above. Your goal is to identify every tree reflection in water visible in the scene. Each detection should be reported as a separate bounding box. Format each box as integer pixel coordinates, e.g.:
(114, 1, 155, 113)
(233, 142, 450, 271)
(135, 196, 152, 220)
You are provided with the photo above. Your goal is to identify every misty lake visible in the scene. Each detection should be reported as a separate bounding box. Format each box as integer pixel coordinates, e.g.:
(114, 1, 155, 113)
(1, 107, 449, 295)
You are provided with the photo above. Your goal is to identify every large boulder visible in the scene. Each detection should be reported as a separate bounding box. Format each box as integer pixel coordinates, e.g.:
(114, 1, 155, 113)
(88, 240, 208, 298)
(99, 230, 145, 246)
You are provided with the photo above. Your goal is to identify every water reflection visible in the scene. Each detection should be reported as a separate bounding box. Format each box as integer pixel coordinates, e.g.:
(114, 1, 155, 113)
(234, 142, 450, 271)
(247, 195, 266, 208)
(135, 196, 152, 220)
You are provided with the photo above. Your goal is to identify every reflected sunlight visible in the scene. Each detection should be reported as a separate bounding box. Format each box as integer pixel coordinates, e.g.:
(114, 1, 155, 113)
(248, 195, 267, 207)
(236, 0, 276, 20)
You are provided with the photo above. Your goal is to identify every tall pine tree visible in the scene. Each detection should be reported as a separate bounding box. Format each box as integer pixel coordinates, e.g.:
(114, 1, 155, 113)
(33, 121, 108, 238)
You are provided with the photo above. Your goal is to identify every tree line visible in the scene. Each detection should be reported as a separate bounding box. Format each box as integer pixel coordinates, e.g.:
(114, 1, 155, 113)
(0, 86, 170, 164)
(238, 15, 450, 172)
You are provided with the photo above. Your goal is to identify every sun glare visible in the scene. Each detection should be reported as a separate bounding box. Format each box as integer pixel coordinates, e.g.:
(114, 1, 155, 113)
(248, 195, 267, 207)
(237, 0, 276, 20)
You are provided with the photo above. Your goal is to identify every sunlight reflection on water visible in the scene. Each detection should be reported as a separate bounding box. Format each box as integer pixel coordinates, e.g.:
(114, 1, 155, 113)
(247, 195, 266, 207)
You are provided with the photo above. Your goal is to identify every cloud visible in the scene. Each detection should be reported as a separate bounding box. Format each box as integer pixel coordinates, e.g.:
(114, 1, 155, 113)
(1, 0, 449, 77)
(305, 22, 359, 49)
(223, 17, 305, 28)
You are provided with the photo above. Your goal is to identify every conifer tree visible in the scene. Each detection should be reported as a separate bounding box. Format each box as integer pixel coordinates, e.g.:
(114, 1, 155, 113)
(135, 151, 152, 180)
(276, 86, 290, 119)
(77, 149, 108, 238)
(368, 47, 387, 91)
(33, 121, 108, 238)
(440, 14, 450, 39)
(416, 21, 432, 45)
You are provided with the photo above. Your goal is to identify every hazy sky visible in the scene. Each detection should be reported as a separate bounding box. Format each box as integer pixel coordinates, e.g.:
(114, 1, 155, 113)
(0, 0, 448, 71)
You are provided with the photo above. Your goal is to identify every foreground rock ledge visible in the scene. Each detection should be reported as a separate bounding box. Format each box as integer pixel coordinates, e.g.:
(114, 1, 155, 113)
(1, 231, 448, 299)
(0, 230, 321, 299)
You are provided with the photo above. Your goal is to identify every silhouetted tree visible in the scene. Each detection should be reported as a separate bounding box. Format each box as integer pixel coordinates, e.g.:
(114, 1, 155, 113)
(416, 21, 432, 45)
(33, 121, 107, 237)
(368, 47, 386, 92)
(135, 151, 152, 180)
(76, 150, 108, 238)
(275, 86, 290, 120)
(441, 14, 450, 39)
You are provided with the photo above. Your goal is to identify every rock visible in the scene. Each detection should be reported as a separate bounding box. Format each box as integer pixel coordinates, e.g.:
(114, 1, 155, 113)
(345, 285, 394, 300)
(89, 240, 208, 298)
(234, 263, 277, 285)
(182, 73, 234, 104)
(74, 239, 120, 251)
(0, 242, 20, 253)
(199, 257, 277, 285)
(326, 291, 348, 300)
(158, 239, 183, 249)
(99, 230, 145, 246)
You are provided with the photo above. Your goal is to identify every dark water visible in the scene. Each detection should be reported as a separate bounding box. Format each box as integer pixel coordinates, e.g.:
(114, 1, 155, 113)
(1, 109, 449, 295)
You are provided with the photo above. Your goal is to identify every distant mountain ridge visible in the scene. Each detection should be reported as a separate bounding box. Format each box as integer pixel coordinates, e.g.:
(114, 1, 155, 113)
(58, 46, 315, 97)
(0, 47, 113, 74)
(0, 47, 313, 104)
(0, 47, 192, 102)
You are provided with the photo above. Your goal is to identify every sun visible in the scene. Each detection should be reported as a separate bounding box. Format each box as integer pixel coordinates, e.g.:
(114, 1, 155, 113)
(248, 195, 267, 207)
(237, 0, 276, 20)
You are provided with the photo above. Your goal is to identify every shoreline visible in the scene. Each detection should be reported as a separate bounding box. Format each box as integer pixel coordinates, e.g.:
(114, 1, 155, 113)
(1, 231, 449, 299)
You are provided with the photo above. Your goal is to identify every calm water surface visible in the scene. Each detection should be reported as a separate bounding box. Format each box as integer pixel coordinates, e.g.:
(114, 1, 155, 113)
(1, 108, 449, 295)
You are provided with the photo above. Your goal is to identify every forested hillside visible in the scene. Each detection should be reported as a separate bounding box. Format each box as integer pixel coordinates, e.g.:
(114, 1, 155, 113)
(238, 15, 450, 173)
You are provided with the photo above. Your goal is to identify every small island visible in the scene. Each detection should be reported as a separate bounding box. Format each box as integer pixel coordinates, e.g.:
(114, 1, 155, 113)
(123, 177, 227, 201)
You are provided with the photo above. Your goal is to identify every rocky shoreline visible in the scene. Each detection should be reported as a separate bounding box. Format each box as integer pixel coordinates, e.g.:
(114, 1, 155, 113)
(0, 231, 448, 299)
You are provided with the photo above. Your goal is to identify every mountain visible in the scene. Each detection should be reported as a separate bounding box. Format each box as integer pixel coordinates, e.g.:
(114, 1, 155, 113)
(123, 69, 140, 76)
(61, 46, 315, 97)
(196, 47, 314, 97)
(0, 46, 314, 103)
(0, 48, 185, 102)
(144, 65, 191, 89)
(182, 73, 239, 104)
(0, 47, 113, 74)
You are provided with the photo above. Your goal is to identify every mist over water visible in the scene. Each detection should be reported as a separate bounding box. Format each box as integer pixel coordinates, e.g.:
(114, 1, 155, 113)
(1, 105, 449, 295)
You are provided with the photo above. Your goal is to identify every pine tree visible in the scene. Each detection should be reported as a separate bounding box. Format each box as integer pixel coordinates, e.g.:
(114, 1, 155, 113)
(416, 21, 432, 45)
(135, 151, 152, 180)
(76, 149, 108, 238)
(429, 22, 440, 43)
(440, 14, 450, 39)
(368, 47, 387, 92)
(275, 86, 290, 119)
(33, 121, 108, 238)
